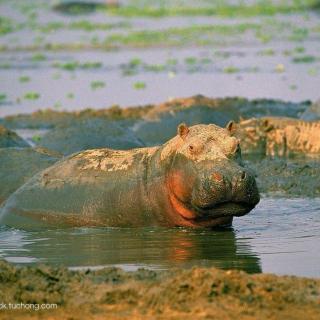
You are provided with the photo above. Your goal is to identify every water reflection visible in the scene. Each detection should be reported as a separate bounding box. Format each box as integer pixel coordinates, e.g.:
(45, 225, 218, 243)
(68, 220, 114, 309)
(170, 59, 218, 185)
(2, 198, 319, 277)
(0, 226, 261, 273)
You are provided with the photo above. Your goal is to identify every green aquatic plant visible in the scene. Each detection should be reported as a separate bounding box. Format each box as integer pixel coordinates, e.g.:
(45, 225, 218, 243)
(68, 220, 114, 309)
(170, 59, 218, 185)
(66, 93, 75, 99)
(129, 58, 142, 67)
(133, 81, 146, 90)
(82, 62, 103, 69)
(255, 31, 272, 43)
(121, 58, 143, 75)
(38, 20, 130, 33)
(292, 55, 316, 63)
(0, 16, 15, 35)
(0, 63, 11, 69)
(294, 46, 306, 53)
(31, 135, 42, 143)
(31, 53, 46, 61)
(53, 61, 103, 71)
(289, 27, 309, 41)
(19, 76, 30, 83)
(0, 93, 6, 102)
(106, 1, 317, 18)
(105, 23, 261, 48)
(69, 20, 129, 31)
(166, 58, 178, 66)
(53, 61, 78, 71)
(38, 22, 64, 33)
(223, 66, 240, 74)
(258, 48, 275, 56)
(185, 57, 197, 65)
(24, 92, 40, 100)
(144, 64, 165, 72)
(91, 81, 106, 90)
(308, 67, 318, 76)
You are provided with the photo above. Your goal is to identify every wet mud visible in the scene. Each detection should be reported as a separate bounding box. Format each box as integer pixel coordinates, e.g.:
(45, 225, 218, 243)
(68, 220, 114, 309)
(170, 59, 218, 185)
(0, 259, 319, 320)
(246, 157, 320, 197)
(0, 96, 309, 130)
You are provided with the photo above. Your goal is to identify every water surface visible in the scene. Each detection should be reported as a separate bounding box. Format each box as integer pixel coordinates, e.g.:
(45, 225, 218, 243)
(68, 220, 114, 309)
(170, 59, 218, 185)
(0, 198, 319, 278)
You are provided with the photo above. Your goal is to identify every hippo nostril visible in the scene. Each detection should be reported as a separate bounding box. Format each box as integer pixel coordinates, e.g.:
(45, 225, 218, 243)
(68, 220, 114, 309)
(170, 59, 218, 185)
(212, 172, 224, 183)
(240, 171, 246, 181)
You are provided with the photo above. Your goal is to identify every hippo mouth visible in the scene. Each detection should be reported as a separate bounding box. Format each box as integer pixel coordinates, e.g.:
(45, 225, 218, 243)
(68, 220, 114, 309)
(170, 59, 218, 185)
(185, 202, 254, 227)
(193, 201, 255, 218)
(169, 193, 254, 227)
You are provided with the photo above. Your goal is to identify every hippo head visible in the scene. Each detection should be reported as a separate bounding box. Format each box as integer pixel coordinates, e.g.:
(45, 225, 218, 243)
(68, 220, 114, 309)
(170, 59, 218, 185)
(162, 123, 260, 227)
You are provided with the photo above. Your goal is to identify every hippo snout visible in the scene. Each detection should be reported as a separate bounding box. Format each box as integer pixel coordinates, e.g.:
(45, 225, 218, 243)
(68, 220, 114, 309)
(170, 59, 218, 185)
(191, 163, 260, 218)
(231, 168, 260, 212)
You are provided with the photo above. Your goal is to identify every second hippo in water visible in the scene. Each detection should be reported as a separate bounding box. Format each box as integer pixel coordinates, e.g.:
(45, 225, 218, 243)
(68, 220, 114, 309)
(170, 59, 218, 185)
(0, 123, 260, 229)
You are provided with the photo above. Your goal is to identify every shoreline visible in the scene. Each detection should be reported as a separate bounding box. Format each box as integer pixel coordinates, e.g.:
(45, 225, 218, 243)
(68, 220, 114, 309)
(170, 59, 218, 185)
(0, 259, 319, 319)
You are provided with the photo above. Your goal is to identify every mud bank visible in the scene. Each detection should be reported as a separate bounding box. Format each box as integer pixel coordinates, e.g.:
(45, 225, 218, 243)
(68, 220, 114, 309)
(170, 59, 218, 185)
(0, 96, 309, 130)
(247, 157, 320, 197)
(0, 260, 319, 320)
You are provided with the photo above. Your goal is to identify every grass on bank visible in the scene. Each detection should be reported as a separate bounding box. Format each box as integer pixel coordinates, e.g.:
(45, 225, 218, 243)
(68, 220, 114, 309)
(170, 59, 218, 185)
(105, 1, 318, 17)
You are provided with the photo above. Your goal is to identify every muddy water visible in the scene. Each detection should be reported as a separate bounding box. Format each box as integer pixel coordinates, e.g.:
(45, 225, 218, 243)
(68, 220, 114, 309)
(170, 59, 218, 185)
(0, 198, 319, 277)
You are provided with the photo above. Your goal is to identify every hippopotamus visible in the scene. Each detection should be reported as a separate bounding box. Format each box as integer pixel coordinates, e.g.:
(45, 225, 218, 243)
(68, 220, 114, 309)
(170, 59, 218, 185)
(36, 119, 145, 156)
(234, 117, 320, 157)
(0, 147, 61, 205)
(0, 125, 29, 148)
(0, 123, 260, 229)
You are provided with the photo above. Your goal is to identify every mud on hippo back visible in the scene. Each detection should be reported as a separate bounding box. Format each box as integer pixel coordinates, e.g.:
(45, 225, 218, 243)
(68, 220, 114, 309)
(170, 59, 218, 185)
(0, 122, 260, 230)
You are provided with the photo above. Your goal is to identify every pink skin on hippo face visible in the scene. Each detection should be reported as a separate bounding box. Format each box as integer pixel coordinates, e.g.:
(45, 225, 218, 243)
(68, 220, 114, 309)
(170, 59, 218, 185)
(164, 122, 260, 227)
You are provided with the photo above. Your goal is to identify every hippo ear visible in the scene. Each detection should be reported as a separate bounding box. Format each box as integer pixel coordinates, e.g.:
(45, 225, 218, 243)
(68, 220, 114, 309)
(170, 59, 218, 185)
(226, 120, 237, 135)
(177, 123, 189, 140)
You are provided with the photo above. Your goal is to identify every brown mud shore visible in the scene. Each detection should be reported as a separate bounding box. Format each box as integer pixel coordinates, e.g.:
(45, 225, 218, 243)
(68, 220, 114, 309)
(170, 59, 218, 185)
(0, 260, 319, 320)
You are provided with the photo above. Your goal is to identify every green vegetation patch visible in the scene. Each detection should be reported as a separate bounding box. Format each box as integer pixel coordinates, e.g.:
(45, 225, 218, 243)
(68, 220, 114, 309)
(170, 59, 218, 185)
(105, 23, 261, 48)
(0, 16, 15, 35)
(24, 92, 40, 100)
(106, 1, 317, 18)
(292, 55, 317, 63)
(223, 66, 240, 73)
(91, 81, 105, 90)
(53, 61, 103, 71)
(19, 76, 31, 83)
(133, 81, 146, 90)
(0, 93, 6, 102)
(31, 53, 47, 61)
(38, 20, 129, 33)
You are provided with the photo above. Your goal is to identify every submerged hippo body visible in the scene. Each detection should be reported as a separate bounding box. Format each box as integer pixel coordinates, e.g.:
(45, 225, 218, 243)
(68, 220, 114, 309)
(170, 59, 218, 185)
(0, 123, 260, 229)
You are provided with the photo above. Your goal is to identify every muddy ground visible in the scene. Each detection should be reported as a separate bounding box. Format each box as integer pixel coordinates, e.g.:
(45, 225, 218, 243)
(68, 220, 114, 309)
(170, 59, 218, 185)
(0, 259, 319, 320)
